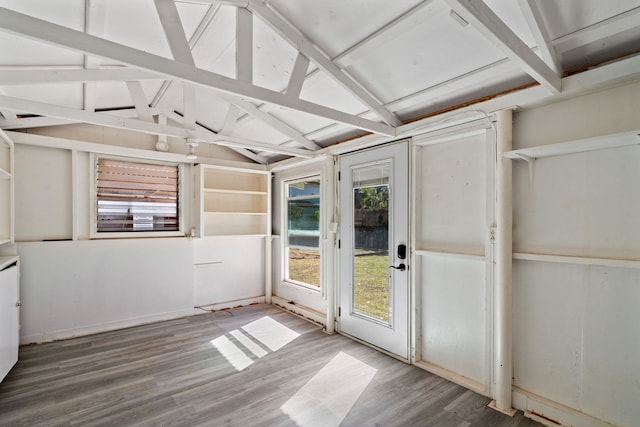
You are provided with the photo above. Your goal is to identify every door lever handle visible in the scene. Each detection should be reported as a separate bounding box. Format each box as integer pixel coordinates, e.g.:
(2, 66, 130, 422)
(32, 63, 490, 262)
(389, 263, 406, 271)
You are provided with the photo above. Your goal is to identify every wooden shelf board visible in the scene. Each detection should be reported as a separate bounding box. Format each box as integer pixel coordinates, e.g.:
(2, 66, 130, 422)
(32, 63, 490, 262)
(204, 211, 267, 216)
(204, 188, 267, 195)
(503, 130, 640, 160)
(513, 252, 640, 269)
(201, 233, 267, 238)
(415, 249, 485, 261)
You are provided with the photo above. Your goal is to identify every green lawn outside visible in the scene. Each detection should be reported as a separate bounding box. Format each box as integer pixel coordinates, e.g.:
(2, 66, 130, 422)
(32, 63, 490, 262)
(288, 249, 389, 322)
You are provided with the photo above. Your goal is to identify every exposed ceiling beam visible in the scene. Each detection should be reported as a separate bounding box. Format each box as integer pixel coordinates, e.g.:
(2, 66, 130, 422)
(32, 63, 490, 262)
(0, 69, 162, 85)
(518, 0, 560, 74)
(236, 7, 253, 83)
(83, 0, 106, 112)
(154, 0, 196, 66)
(126, 81, 155, 122)
(0, 94, 315, 158)
(0, 116, 74, 129)
(286, 53, 309, 99)
(246, 0, 402, 127)
(0, 7, 396, 137)
(163, 110, 264, 163)
(221, 105, 240, 135)
(152, 2, 319, 152)
(443, 0, 561, 94)
(223, 95, 321, 150)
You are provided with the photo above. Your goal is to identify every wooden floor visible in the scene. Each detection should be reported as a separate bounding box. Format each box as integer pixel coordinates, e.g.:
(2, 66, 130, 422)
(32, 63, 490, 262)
(0, 304, 541, 427)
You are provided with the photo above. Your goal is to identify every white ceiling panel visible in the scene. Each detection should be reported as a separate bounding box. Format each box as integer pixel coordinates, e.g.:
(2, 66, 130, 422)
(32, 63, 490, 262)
(299, 70, 369, 116)
(537, 0, 640, 40)
(253, 16, 299, 92)
(191, 6, 236, 78)
(101, 0, 174, 59)
(267, 0, 424, 58)
(344, 3, 507, 104)
(234, 116, 290, 145)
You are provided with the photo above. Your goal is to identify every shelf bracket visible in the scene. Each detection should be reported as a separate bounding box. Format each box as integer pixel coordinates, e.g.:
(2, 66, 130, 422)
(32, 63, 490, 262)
(514, 153, 535, 191)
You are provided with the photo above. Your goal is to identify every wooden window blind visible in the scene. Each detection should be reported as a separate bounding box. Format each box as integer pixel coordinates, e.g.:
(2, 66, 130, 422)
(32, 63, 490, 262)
(96, 158, 179, 232)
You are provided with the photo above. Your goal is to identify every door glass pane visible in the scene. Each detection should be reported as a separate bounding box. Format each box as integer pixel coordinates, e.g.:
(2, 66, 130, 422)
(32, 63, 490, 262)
(352, 163, 391, 323)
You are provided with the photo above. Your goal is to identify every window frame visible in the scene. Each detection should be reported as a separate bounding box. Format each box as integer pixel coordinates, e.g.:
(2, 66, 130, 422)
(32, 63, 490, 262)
(282, 174, 322, 291)
(90, 154, 185, 239)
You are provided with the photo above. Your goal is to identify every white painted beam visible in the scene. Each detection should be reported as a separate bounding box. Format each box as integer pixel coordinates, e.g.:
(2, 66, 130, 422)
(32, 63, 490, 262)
(0, 7, 394, 136)
(0, 117, 73, 130)
(444, 0, 561, 94)
(0, 68, 162, 85)
(125, 81, 155, 122)
(221, 105, 240, 135)
(152, 2, 318, 152)
(236, 7, 253, 83)
(83, 0, 106, 112)
(222, 95, 321, 150)
(0, 95, 315, 158)
(286, 53, 309, 99)
(246, 0, 402, 127)
(518, 0, 561, 74)
(154, 0, 196, 66)
(163, 110, 264, 163)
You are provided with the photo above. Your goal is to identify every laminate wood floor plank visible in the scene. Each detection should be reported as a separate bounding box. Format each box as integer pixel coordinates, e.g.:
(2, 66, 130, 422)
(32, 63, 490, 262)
(0, 304, 541, 427)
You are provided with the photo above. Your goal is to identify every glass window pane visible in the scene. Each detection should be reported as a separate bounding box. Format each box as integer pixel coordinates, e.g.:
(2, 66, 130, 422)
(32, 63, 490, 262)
(288, 179, 320, 198)
(287, 197, 320, 248)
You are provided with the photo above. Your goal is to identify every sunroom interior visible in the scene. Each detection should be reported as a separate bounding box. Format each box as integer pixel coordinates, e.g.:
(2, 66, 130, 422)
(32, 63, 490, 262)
(0, 1, 639, 426)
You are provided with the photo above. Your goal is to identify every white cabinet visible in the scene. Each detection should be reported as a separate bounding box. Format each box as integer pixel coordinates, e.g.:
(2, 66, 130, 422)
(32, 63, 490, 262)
(0, 131, 14, 246)
(193, 164, 270, 237)
(0, 257, 19, 383)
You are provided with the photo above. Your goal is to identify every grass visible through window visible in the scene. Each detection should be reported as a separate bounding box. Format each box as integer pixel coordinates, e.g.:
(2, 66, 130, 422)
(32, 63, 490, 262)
(288, 250, 390, 322)
(289, 248, 320, 287)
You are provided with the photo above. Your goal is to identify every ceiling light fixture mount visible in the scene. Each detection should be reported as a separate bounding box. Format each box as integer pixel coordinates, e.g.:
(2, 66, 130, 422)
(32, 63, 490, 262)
(186, 138, 198, 160)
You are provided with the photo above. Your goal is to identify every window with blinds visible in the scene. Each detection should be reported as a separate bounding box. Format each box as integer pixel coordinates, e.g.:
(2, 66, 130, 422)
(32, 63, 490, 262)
(96, 158, 179, 233)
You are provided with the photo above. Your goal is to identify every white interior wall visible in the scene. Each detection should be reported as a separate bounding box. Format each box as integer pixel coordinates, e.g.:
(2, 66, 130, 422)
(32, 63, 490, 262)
(12, 128, 266, 344)
(510, 81, 640, 427)
(414, 131, 492, 393)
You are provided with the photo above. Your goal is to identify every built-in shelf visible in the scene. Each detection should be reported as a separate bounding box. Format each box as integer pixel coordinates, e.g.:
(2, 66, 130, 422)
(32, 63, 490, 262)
(194, 164, 270, 237)
(503, 130, 640, 160)
(513, 252, 640, 269)
(204, 188, 267, 196)
(415, 249, 485, 261)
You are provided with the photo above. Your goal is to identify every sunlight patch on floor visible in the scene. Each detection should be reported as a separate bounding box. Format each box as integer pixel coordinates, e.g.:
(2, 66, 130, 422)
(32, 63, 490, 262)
(241, 316, 300, 352)
(281, 351, 377, 427)
(210, 316, 300, 371)
(210, 335, 254, 371)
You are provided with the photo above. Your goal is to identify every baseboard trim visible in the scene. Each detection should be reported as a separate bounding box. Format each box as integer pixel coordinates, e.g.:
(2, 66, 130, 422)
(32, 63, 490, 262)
(512, 387, 618, 427)
(271, 295, 326, 326)
(20, 308, 198, 345)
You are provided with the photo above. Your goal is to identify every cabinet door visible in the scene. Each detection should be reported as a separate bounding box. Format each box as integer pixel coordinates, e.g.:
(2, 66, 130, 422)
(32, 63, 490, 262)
(0, 265, 19, 382)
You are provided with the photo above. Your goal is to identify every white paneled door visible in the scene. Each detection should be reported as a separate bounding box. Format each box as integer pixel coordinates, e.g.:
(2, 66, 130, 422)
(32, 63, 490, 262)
(338, 141, 409, 359)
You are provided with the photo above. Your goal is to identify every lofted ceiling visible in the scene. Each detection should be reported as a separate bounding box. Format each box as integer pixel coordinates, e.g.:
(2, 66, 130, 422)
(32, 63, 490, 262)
(0, 0, 639, 164)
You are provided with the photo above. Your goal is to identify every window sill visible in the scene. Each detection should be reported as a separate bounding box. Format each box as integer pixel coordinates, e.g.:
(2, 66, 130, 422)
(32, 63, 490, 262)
(90, 231, 185, 239)
(282, 279, 322, 293)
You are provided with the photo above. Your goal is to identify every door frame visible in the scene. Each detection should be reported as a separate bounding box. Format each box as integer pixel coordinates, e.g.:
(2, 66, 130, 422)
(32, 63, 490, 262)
(336, 140, 412, 361)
